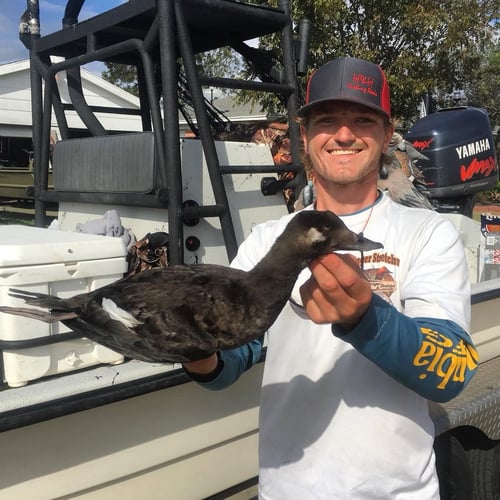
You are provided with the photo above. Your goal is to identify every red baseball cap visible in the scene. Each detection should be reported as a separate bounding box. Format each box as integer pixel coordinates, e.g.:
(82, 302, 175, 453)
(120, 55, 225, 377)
(297, 57, 391, 119)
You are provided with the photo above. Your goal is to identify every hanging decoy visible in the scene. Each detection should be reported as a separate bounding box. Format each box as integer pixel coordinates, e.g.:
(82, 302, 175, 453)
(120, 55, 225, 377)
(379, 133, 434, 210)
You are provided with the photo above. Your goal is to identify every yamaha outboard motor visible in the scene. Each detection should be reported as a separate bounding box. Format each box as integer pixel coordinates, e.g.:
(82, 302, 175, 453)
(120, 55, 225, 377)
(405, 107, 498, 217)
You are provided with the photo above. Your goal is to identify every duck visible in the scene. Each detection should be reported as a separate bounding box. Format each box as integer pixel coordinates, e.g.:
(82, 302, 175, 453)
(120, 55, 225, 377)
(0, 211, 382, 364)
(378, 133, 434, 210)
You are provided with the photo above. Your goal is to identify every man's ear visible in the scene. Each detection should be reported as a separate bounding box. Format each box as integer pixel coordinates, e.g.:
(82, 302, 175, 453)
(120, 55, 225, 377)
(383, 123, 395, 151)
(300, 124, 308, 154)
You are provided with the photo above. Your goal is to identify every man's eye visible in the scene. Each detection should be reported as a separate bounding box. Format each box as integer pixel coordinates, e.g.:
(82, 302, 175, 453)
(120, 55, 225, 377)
(356, 116, 376, 125)
(317, 117, 336, 126)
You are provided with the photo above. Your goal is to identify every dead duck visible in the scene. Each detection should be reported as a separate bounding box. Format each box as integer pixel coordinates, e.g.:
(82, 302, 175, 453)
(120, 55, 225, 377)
(0, 211, 382, 364)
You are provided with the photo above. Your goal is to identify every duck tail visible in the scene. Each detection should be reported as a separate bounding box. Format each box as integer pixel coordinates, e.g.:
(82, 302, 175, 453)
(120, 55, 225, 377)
(0, 305, 78, 323)
(0, 288, 78, 323)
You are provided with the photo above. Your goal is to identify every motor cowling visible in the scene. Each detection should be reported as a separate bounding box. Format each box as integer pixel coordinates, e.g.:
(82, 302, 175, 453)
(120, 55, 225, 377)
(405, 107, 498, 216)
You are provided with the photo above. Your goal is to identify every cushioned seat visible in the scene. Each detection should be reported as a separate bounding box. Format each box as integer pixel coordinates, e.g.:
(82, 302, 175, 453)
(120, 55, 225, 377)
(52, 132, 156, 194)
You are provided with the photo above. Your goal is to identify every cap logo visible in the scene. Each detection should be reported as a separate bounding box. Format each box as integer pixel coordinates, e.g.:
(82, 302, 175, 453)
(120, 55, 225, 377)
(348, 72, 378, 97)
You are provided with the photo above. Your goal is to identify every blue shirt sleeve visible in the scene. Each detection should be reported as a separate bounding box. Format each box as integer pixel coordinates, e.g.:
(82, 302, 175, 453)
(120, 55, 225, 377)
(332, 293, 478, 402)
(190, 337, 264, 391)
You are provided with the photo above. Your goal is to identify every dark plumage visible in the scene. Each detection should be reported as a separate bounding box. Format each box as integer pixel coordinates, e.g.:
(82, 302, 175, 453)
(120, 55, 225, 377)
(0, 211, 382, 364)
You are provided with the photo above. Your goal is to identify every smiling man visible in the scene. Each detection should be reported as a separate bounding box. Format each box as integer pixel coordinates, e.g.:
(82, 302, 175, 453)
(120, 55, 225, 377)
(184, 57, 477, 499)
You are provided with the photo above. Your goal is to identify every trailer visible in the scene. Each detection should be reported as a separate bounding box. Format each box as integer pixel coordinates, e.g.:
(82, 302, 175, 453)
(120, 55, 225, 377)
(0, 1, 498, 498)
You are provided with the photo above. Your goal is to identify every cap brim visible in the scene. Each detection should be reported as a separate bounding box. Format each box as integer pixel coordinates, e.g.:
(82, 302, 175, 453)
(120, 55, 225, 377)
(297, 96, 390, 119)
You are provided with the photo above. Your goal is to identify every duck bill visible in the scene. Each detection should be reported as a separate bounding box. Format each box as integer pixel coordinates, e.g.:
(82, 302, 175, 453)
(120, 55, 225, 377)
(340, 233, 384, 252)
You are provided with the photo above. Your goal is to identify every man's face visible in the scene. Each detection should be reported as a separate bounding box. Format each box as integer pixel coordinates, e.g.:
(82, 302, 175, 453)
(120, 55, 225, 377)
(300, 101, 393, 186)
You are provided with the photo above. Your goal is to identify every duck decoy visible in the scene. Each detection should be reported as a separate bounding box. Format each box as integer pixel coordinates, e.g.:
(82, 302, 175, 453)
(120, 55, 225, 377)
(379, 133, 434, 210)
(0, 211, 382, 364)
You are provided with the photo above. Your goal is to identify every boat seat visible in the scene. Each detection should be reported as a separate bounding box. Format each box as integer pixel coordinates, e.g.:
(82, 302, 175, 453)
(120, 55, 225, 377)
(52, 132, 156, 194)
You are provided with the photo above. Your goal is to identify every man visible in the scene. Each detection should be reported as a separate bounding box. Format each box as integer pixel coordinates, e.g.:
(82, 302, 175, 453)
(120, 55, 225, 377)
(184, 57, 478, 499)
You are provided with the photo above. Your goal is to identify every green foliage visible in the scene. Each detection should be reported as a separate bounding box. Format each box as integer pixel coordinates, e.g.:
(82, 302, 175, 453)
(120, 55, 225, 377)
(102, 64, 138, 96)
(287, 0, 499, 122)
(465, 43, 500, 130)
(101, 1, 499, 126)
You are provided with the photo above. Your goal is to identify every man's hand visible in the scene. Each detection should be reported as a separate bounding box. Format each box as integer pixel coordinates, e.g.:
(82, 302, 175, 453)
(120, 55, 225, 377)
(183, 353, 219, 375)
(300, 253, 372, 330)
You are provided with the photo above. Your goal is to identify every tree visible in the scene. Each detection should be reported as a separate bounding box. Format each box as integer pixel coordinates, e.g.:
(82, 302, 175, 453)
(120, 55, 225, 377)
(102, 64, 138, 96)
(466, 42, 499, 133)
(102, 1, 499, 125)
(281, 0, 499, 123)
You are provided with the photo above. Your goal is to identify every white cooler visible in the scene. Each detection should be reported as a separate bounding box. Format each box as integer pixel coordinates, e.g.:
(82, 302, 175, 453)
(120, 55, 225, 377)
(0, 225, 128, 387)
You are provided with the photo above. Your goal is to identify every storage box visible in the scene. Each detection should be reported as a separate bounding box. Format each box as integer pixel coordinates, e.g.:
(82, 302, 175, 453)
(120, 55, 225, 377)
(0, 225, 128, 387)
(444, 213, 482, 284)
(480, 214, 500, 282)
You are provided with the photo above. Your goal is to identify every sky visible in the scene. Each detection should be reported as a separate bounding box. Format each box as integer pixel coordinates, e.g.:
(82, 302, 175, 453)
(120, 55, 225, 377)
(0, 0, 126, 74)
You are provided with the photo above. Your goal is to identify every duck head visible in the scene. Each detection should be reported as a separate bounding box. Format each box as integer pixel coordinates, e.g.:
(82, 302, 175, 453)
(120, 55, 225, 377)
(290, 210, 383, 260)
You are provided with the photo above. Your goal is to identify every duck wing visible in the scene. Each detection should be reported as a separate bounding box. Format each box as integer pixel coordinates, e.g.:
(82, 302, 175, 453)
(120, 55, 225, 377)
(70, 265, 267, 363)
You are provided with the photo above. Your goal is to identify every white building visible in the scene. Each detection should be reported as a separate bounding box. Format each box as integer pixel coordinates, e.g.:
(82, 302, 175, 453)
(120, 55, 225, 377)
(0, 59, 142, 138)
(0, 58, 142, 169)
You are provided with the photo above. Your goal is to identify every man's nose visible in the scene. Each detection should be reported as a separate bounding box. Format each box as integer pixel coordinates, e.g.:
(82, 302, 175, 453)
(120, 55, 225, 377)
(334, 124, 356, 142)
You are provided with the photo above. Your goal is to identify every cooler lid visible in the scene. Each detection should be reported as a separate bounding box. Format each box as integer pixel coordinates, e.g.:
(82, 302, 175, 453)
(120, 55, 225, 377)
(0, 225, 127, 267)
